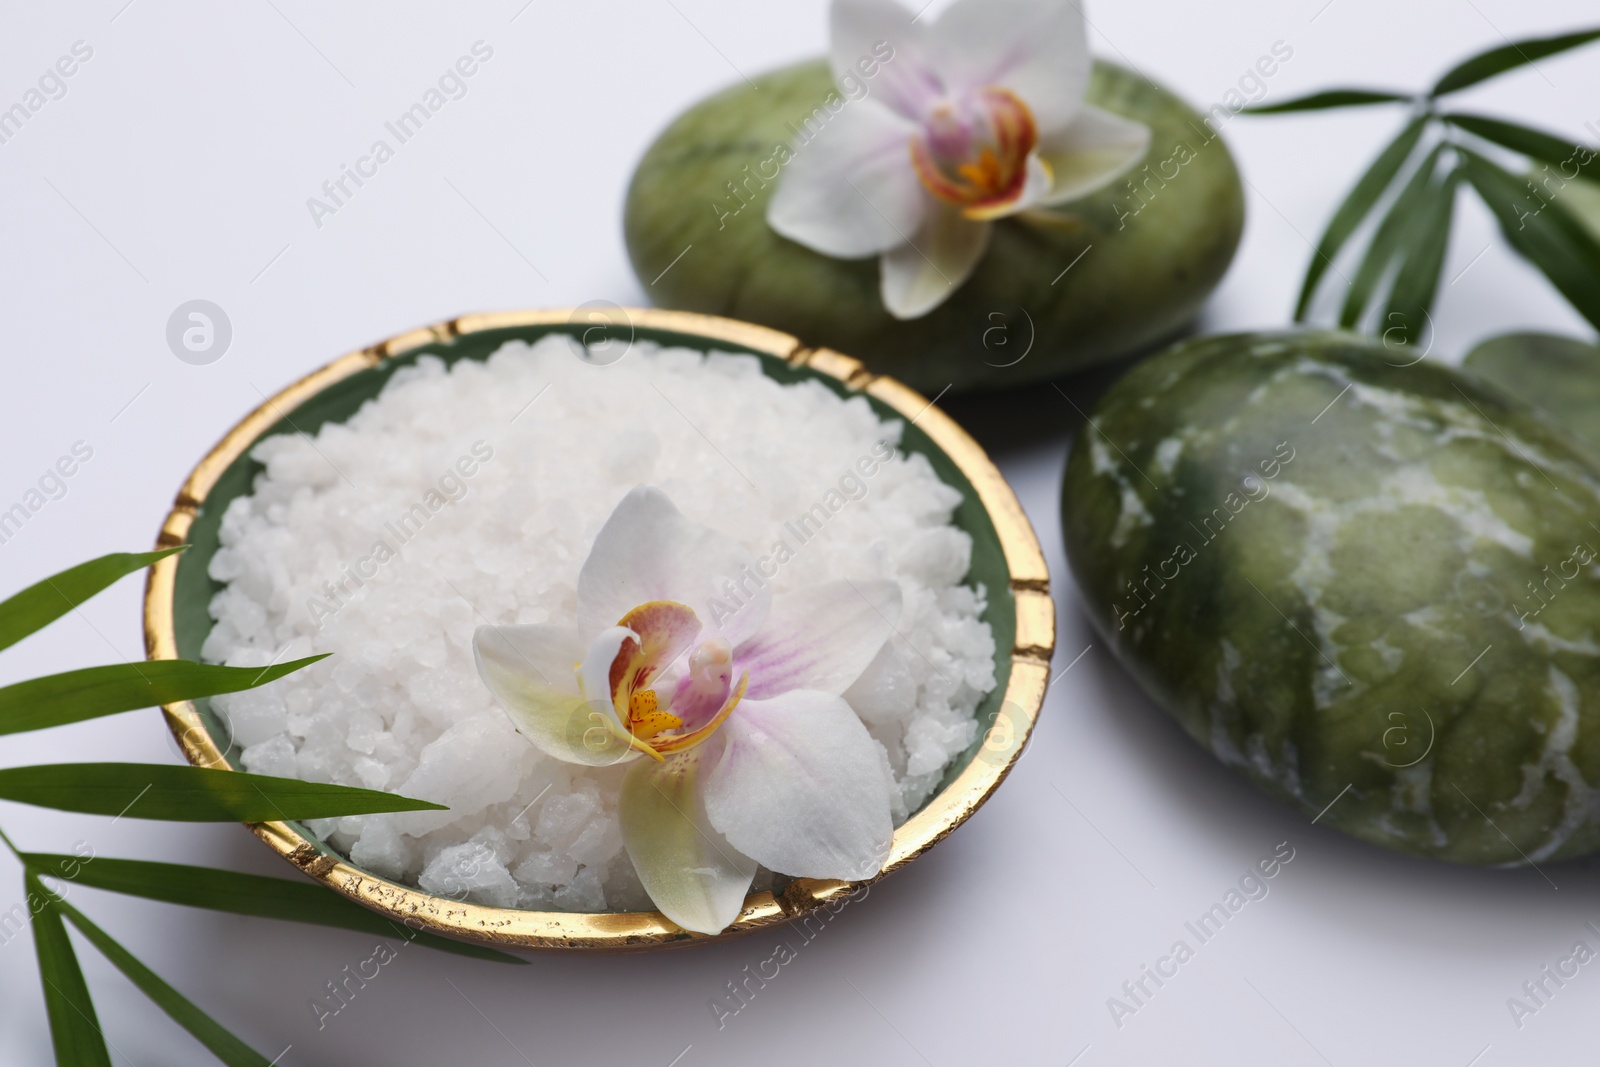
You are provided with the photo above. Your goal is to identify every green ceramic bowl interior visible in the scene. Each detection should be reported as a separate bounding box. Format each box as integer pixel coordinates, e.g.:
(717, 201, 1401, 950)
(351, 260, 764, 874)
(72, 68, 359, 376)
(169, 321, 1016, 886)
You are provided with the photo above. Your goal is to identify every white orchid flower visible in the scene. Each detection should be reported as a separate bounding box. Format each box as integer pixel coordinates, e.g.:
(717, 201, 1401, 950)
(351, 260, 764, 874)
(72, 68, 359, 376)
(768, 0, 1151, 319)
(472, 486, 898, 934)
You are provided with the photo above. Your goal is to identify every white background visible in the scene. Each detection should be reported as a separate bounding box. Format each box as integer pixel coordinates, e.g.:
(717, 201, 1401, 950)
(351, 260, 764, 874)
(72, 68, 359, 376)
(2, 0, 1599, 1064)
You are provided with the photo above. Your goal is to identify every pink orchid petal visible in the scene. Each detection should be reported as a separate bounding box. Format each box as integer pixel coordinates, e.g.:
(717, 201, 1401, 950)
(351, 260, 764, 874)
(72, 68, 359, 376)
(830, 0, 943, 122)
(619, 739, 758, 935)
(703, 689, 895, 880)
(737, 579, 901, 700)
(577, 486, 770, 647)
(926, 0, 1090, 134)
(669, 640, 735, 731)
(768, 100, 926, 259)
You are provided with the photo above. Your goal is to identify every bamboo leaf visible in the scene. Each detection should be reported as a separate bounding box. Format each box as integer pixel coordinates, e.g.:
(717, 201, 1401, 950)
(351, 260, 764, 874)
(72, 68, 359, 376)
(1243, 88, 1412, 114)
(1460, 148, 1600, 332)
(1442, 112, 1600, 180)
(1431, 27, 1600, 96)
(1564, 176, 1600, 243)
(1339, 143, 1449, 328)
(54, 898, 273, 1066)
(0, 548, 183, 654)
(1295, 115, 1430, 320)
(1384, 168, 1463, 347)
(25, 852, 526, 964)
(0, 656, 328, 737)
(0, 764, 445, 822)
(24, 874, 112, 1067)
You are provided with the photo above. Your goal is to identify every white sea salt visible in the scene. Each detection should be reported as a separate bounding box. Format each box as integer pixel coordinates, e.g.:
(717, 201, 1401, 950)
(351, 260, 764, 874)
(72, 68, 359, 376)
(205, 336, 997, 911)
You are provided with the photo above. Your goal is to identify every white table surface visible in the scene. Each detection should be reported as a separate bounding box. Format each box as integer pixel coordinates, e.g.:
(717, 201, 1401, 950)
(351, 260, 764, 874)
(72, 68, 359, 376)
(3, 0, 1599, 1063)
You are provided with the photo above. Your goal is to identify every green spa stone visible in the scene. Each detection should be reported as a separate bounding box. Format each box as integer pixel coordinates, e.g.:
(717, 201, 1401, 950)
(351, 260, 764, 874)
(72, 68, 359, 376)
(1464, 332, 1600, 451)
(624, 60, 1244, 394)
(1061, 330, 1600, 865)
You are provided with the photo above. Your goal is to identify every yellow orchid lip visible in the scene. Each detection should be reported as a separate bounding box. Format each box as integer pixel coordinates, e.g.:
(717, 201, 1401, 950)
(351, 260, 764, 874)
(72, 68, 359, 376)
(909, 86, 1040, 220)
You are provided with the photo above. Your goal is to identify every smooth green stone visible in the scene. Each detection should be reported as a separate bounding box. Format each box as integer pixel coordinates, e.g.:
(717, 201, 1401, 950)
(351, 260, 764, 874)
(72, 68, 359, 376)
(1061, 330, 1600, 864)
(624, 60, 1243, 394)
(1464, 331, 1600, 450)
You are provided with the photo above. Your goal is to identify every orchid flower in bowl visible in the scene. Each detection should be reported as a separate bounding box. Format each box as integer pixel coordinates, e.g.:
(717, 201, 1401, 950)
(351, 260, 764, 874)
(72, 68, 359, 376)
(768, 0, 1151, 319)
(472, 486, 901, 935)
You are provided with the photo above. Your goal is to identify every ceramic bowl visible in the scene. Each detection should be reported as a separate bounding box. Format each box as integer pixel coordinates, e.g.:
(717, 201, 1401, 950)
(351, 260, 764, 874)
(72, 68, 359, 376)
(143, 308, 1054, 951)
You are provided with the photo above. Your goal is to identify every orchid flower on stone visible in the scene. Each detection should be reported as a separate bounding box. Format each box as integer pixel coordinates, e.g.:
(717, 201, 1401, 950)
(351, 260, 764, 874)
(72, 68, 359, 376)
(768, 0, 1151, 319)
(472, 486, 898, 934)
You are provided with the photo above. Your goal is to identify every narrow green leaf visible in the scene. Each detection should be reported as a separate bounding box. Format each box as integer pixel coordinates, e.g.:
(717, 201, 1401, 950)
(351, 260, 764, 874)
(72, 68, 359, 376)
(1243, 88, 1412, 114)
(0, 656, 328, 737)
(1432, 27, 1600, 97)
(24, 874, 112, 1067)
(1566, 176, 1600, 244)
(0, 764, 446, 822)
(0, 548, 183, 654)
(1443, 112, 1600, 180)
(1384, 168, 1463, 347)
(1295, 115, 1430, 321)
(1460, 148, 1600, 332)
(54, 899, 272, 1065)
(25, 852, 526, 964)
(1339, 143, 1449, 328)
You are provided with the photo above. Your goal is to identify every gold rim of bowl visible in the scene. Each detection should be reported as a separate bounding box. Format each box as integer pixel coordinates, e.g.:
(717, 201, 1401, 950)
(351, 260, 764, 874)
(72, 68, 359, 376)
(142, 308, 1055, 952)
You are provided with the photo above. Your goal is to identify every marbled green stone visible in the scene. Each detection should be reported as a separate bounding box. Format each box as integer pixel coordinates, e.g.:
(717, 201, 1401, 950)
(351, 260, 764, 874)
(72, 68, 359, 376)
(1464, 332, 1600, 451)
(624, 60, 1244, 394)
(1061, 330, 1600, 864)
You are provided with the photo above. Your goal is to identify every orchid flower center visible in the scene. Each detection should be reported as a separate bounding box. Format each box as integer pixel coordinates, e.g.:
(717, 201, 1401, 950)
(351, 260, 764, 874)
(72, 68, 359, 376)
(909, 87, 1041, 221)
(601, 601, 747, 762)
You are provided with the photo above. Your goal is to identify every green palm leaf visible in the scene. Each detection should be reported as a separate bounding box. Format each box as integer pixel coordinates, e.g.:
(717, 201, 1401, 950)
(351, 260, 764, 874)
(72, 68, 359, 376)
(0, 764, 445, 822)
(25, 852, 525, 964)
(1460, 148, 1600, 331)
(1384, 168, 1463, 347)
(54, 899, 273, 1066)
(1296, 115, 1430, 320)
(1339, 143, 1449, 328)
(0, 657, 327, 737)
(1443, 112, 1600, 180)
(1432, 26, 1600, 96)
(0, 548, 183, 653)
(25, 874, 112, 1067)
(1242, 89, 1411, 114)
